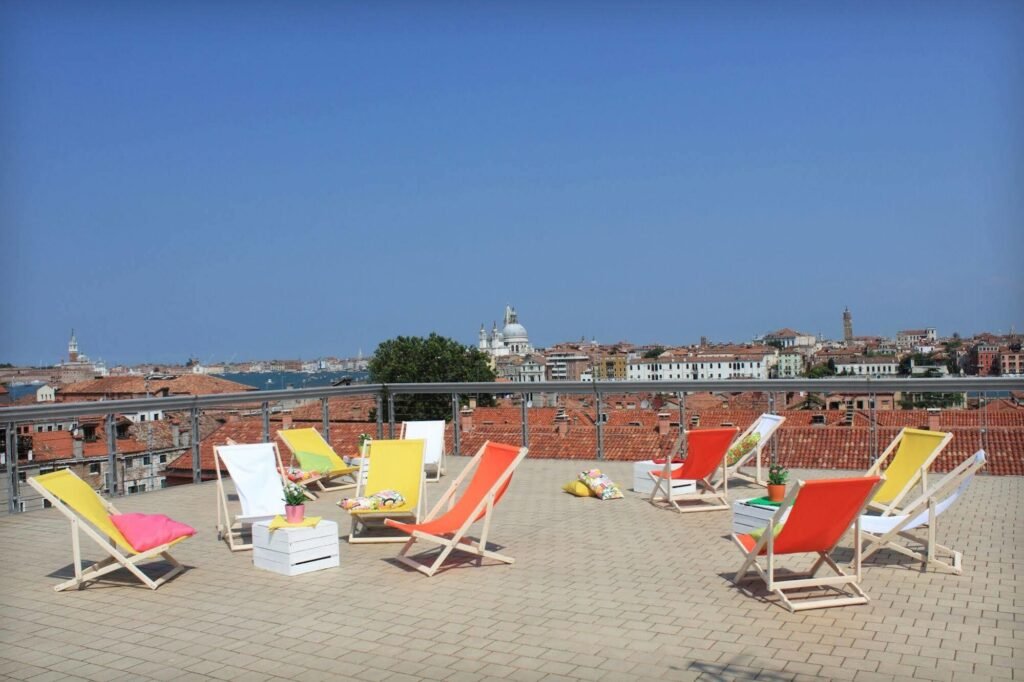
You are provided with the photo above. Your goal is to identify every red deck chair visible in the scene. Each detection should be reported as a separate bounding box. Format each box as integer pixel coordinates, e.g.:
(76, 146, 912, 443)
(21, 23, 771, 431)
(385, 441, 529, 577)
(648, 427, 738, 512)
(733, 475, 884, 612)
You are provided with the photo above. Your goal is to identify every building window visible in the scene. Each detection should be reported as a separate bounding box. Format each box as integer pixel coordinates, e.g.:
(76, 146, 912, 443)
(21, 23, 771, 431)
(89, 463, 100, 474)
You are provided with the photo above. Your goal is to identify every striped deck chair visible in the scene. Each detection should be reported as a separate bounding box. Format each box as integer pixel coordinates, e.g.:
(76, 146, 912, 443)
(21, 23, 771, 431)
(733, 475, 884, 612)
(725, 413, 786, 486)
(858, 451, 986, 574)
(27, 470, 194, 591)
(277, 427, 359, 497)
(866, 428, 952, 516)
(385, 441, 528, 577)
(649, 427, 739, 512)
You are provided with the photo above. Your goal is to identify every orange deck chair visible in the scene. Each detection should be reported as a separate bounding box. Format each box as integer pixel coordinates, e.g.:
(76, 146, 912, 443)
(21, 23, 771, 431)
(733, 475, 884, 612)
(385, 440, 528, 577)
(649, 427, 739, 512)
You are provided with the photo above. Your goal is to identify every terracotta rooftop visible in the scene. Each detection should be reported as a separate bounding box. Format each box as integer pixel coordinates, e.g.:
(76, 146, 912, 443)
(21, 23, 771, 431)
(58, 374, 255, 397)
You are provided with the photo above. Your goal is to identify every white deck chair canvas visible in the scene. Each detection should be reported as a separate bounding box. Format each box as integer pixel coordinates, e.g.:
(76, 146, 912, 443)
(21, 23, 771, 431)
(401, 420, 446, 481)
(215, 442, 288, 551)
(725, 413, 786, 485)
(857, 450, 986, 574)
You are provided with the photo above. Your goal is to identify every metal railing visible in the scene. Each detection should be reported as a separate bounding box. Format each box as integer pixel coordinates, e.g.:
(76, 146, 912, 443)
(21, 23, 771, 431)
(2, 376, 1022, 513)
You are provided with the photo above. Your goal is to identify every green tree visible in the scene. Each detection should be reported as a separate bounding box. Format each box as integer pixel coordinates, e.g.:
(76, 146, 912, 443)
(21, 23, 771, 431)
(368, 333, 497, 421)
(643, 346, 666, 359)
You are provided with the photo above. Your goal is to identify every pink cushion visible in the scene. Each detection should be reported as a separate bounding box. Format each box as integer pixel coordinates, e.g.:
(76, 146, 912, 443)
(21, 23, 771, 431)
(110, 513, 196, 552)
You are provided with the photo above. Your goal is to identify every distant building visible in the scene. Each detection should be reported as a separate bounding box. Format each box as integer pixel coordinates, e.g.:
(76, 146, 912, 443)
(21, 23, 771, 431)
(1000, 349, 1023, 377)
(628, 347, 774, 381)
(976, 343, 1000, 376)
(761, 328, 817, 349)
(843, 307, 853, 344)
(896, 328, 937, 350)
(776, 352, 804, 378)
(35, 385, 55, 402)
(56, 330, 107, 385)
(479, 305, 534, 359)
(834, 356, 899, 376)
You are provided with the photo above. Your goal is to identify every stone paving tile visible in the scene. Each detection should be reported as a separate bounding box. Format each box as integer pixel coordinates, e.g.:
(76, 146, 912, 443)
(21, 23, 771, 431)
(0, 459, 1020, 681)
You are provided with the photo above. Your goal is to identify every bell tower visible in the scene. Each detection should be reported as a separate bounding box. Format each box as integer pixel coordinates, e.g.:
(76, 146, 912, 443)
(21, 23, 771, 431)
(68, 329, 80, 362)
(842, 307, 853, 344)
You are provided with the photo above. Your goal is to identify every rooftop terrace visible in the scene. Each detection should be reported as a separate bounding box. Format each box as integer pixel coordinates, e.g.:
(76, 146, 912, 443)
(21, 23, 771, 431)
(1, 457, 1020, 682)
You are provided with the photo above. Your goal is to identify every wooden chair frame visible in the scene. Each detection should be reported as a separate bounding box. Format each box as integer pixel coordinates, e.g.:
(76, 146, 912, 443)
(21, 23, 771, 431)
(27, 475, 187, 591)
(858, 451, 986, 575)
(390, 441, 528, 577)
(866, 427, 952, 516)
(214, 440, 289, 551)
(732, 476, 885, 612)
(649, 428, 738, 513)
(725, 413, 786, 486)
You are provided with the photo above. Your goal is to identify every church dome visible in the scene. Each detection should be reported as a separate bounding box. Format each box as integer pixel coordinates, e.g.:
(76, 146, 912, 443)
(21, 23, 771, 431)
(502, 322, 528, 341)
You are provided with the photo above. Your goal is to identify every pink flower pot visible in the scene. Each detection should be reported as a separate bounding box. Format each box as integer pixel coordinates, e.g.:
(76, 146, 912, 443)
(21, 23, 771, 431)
(284, 504, 305, 524)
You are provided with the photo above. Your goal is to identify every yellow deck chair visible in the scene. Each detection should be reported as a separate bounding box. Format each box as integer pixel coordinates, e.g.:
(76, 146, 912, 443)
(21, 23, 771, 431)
(866, 427, 952, 516)
(277, 427, 359, 497)
(346, 439, 426, 544)
(27, 470, 191, 591)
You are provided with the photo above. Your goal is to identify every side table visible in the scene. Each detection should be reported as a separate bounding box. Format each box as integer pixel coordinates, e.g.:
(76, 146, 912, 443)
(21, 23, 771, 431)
(252, 519, 340, 576)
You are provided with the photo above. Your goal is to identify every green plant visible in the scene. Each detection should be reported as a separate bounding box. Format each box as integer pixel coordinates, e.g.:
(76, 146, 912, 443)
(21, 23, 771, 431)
(282, 482, 307, 506)
(767, 463, 789, 486)
(358, 433, 372, 447)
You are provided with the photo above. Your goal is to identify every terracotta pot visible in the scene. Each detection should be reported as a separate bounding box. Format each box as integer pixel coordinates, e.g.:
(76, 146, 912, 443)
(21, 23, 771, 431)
(766, 484, 786, 503)
(284, 504, 305, 523)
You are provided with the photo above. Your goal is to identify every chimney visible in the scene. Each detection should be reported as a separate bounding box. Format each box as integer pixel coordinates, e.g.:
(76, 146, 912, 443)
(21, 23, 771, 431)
(927, 409, 941, 431)
(170, 422, 180, 448)
(282, 415, 293, 430)
(556, 414, 569, 437)
(657, 412, 671, 436)
(73, 436, 83, 459)
(460, 407, 474, 433)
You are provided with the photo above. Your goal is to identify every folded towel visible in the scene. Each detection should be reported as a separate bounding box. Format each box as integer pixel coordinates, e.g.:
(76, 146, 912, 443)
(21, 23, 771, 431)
(268, 515, 322, 530)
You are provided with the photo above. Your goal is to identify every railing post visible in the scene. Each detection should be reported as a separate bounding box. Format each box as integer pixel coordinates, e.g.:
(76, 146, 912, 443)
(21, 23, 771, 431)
(869, 393, 877, 463)
(768, 392, 776, 463)
(452, 393, 461, 457)
(595, 389, 604, 461)
(678, 391, 687, 457)
(106, 413, 118, 496)
(387, 393, 395, 438)
(261, 401, 270, 443)
(191, 408, 201, 485)
(375, 392, 384, 439)
(6, 424, 18, 513)
(980, 391, 988, 453)
(321, 397, 330, 442)
(521, 397, 529, 449)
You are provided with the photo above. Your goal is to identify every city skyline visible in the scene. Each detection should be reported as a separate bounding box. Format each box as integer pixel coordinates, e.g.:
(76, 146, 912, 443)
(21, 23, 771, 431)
(2, 3, 1022, 366)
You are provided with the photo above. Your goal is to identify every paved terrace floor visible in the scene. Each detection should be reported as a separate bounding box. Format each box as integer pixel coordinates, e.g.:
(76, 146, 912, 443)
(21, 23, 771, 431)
(0, 459, 1021, 682)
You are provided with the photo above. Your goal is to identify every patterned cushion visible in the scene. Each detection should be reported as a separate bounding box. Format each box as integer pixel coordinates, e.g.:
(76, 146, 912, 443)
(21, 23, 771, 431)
(578, 469, 624, 500)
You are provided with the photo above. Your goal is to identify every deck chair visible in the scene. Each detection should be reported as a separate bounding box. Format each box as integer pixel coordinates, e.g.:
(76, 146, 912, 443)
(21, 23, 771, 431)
(214, 442, 288, 551)
(401, 420, 446, 481)
(347, 438, 426, 544)
(27, 470, 192, 591)
(733, 475, 884, 612)
(726, 414, 786, 485)
(866, 427, 952, 516)
(277, 427, 359, 497)
(649, 427, 739, 513)
(858, 450, 986, 575)
(385, 441, 528, 577)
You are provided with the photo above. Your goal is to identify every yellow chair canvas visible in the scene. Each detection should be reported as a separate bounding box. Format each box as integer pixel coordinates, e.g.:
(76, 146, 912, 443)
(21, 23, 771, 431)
(277, 427, 359, 497)
(866, 427, 952, 516)
(27, 470, 192, 591)
(346, 438, 426, 544)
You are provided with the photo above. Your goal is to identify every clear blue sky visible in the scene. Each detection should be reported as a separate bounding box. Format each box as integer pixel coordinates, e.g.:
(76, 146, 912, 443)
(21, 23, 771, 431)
(2, 1, 1022, 366)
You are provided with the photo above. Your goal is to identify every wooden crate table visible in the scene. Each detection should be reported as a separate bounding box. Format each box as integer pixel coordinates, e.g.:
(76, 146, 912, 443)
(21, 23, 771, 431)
(632, 460, 697, 495)
(252, 519, 340, 576)
(732, 498, 789, 535)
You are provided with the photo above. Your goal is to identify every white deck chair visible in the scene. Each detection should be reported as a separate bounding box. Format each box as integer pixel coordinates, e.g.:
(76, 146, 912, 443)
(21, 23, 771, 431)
(215, 442, 288, 551)
(401, 420, 446, 481)
(725, 413, 786, 485)
(857, 450, 986, 574)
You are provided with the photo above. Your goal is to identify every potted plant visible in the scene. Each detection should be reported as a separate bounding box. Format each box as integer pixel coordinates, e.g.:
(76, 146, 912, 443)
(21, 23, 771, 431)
(358, 433, 372, 458)
(767, 463, 788, 502)
(282, 482, 307, 523)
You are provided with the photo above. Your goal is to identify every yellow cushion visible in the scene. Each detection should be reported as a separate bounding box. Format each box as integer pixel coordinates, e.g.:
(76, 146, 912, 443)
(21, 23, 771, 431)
(562, 480, 593, 497)
(749, 522, 785, 541)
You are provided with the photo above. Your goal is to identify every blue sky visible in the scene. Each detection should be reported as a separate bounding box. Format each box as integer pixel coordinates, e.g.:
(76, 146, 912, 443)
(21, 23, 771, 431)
(2, 1, 1022, 366)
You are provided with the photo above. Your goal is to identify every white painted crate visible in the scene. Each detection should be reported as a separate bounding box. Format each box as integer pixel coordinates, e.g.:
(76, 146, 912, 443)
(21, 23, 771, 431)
(732, 499, 789, 535)
(252, 519, 340, 576)
(632, 460, 697, 495)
